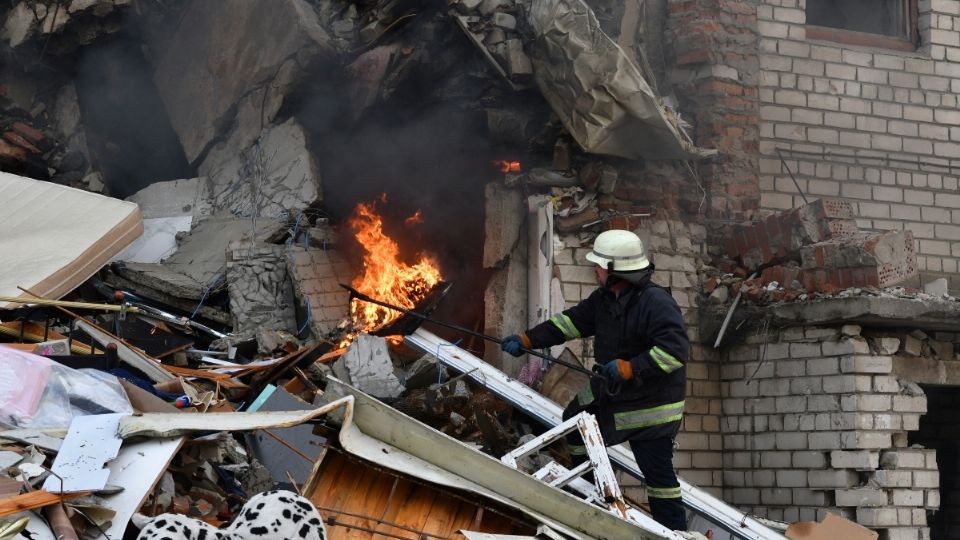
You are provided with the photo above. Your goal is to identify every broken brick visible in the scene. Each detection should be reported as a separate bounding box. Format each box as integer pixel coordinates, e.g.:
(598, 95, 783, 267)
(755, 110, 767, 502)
(726, 199, 857, 268)
(799, 231, 917, 288)
(11, 122, 45, 146)
(0, 138, 27, 162)
(2, 131, 41, 154)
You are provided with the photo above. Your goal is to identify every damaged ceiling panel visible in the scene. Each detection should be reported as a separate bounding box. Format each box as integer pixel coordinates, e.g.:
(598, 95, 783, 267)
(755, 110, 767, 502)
(527, 0, 714, 160)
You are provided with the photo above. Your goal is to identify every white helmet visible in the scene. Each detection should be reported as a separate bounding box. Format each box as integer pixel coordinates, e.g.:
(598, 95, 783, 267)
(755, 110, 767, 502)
(585, 229, 650, 272)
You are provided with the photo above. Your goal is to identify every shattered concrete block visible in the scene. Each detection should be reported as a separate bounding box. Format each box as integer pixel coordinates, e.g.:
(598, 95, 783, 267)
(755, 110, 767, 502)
(201, 119, 322, 219)
(491, 12, 517, 30)
(32, 2, 70, 35)
(455, 0, 484, 15)
(226, 242, 297, 334)
(479, 0, 513, 15)
(403, 354, 445, 390)
(285, 245, 353, 338)
(501, 39, 533, 77)
(126, 177, 212, 220)
(118, 177, 212, 263)
(345, 44, 401, 120)
(842, 325, 862, 337)
(151, 0, 333, 164)
(928, 339, 953, 361)
(483, 27, 507, 46)
(923, 277, 948, 296)
(901, 334, 922, 357)
(342, 334, 405, 398)
(484, 235, 528, 377)
(83, 172, 104, 192)
(1, 2, 38, 47)
(874, 338, 900, 356)
(483, 182, 525, 268)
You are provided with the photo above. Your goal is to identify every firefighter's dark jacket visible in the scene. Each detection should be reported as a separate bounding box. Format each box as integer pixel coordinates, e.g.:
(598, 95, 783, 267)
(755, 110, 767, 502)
(525, 282, 688, 444)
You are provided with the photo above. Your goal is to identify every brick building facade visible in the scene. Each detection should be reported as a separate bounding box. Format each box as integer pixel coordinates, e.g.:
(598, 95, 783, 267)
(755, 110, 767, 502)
(534, 0, 960, 538)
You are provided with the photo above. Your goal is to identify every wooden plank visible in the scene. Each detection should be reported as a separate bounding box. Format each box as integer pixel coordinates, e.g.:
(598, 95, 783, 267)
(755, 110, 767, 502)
(0, 490, 86, 518)
(306, 452, 536, 539)
(161, 365, 233, 380)
(0, 321, 97, 354)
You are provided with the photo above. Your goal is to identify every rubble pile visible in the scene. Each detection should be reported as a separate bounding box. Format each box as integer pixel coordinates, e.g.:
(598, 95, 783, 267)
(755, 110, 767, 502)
(703, 198, 921, 306)
(0, 0, 782, 537)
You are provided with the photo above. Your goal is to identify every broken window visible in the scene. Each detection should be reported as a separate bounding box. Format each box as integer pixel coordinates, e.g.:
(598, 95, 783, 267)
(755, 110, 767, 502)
(806, 0, 917, 49)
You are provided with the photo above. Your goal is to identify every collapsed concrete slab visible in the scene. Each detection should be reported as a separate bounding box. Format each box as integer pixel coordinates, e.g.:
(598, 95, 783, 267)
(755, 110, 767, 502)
(201, 119, 322, 219)
(117, 178, 214, 263)
(151, 0, 333, 165)
(226, 242, 297, 333)
(340, 334, 405, 398)
(126, 177, 212, 220)
(108, 216, 284, 323)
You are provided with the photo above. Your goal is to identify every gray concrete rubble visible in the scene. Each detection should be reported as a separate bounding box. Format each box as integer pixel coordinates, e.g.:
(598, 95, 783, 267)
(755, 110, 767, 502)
(285, 244, 353, 339)
(403, 354, 446, 390)
(151, 0, 333, 165)
(339, 334, 405, 399)
(126, 177, 213, 221)
(717, 294, 960, 338)
(2, 0, 131, 49)
(118, 178, 213, 263)
(483, 235, 528, 376)
(107, 216, 284, 324)
(202, 119, 322, 219)
(483, 182, 525, 269)
(226, 242, 297, 334)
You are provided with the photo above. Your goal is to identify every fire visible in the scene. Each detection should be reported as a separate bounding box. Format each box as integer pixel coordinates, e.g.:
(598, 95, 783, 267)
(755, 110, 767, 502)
(493, 159, 521, 173)
(347, 198, 442, 336)
(404, 209, 423, 227)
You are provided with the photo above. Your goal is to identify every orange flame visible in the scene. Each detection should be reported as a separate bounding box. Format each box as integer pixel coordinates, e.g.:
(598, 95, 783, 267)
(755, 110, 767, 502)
(347, 199, 442, 337)
(404, 209, 424, 227)
(493, 160, 521, 173)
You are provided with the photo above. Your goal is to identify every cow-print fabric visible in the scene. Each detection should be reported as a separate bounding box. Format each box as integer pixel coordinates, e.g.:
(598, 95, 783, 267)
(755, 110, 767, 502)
(137, 490, 327, 540)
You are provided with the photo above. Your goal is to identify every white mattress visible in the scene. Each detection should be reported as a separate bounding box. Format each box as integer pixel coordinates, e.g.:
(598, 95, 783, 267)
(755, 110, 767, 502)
(0, 172, 143, 308)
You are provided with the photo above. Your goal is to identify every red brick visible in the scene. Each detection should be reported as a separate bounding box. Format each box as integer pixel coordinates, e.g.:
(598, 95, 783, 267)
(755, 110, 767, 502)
(0, 138, 27, 161)
(11, 122, 44, 145)
(2, 131, 40, 154)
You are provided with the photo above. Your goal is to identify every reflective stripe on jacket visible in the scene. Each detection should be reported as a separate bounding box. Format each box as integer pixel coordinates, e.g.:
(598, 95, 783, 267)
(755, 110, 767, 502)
(528, 283, 688, 443)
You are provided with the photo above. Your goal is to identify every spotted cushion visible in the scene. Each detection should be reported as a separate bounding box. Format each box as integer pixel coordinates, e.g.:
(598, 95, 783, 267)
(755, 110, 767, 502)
(137, 490, 326, 540)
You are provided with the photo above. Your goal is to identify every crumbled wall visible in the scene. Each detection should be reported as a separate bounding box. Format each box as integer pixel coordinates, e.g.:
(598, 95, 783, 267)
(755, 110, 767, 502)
(721, 325, 940, 538)
(757, 0, 960, 290)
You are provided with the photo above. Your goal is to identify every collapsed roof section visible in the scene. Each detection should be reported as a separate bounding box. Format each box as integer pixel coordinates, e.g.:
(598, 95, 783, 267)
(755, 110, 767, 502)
(527, 0, 715, 160)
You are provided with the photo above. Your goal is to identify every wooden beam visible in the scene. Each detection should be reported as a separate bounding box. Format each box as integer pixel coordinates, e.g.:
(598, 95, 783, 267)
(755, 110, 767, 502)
(0, 490, 87, 518)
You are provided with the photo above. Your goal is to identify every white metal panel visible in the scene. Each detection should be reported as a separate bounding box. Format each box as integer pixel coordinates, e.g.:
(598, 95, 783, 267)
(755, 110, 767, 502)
(406, 329, 789, 540)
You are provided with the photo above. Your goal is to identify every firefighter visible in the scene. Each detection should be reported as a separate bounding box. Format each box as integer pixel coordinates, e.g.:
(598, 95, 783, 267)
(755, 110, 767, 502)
(502, 229, 689, 531)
